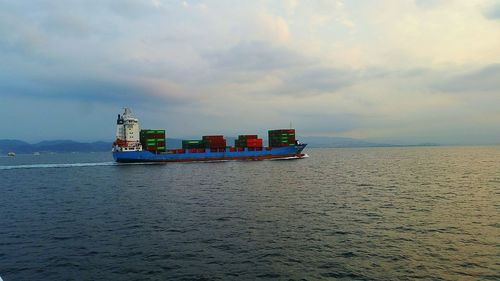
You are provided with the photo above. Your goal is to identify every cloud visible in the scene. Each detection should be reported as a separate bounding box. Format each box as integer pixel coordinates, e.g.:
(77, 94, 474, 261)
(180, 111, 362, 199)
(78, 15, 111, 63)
(42, 12, 92, 38)
(0, 10, 45, 56)
(434, 64, 500, 93)
(414, 0, 442, 9)
(293, 112, 361, 134)
(0, 0, 499, 143)
(107, 0, 163, 19)
(204, 41, 310, 72)
(483, 2, 500, 20)
(0, 73, 190, 107)
(255, 14, 290, 44)
(276, 67, 360, 96)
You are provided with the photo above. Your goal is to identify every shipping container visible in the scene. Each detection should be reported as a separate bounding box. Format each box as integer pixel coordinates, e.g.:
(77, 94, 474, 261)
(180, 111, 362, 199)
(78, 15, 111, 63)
(234, 140, 246, 148)
(268, 129, 296, 147)
(204, 137, 226, 149)
(202, 135, 224, 140)
(235, 134, 261, 148)
(182, 140, 207, 149)
(140, 129, 167, 149)
(246, 138, 263, 148)
(238, 134, 258, 140)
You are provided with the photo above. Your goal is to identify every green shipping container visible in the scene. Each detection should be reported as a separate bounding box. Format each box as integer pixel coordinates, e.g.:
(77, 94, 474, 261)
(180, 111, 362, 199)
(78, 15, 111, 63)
(182, 140, 207, 149)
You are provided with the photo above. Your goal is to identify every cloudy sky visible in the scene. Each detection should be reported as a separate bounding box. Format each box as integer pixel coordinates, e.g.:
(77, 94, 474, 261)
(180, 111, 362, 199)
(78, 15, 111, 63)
(1, 0, 499, 144)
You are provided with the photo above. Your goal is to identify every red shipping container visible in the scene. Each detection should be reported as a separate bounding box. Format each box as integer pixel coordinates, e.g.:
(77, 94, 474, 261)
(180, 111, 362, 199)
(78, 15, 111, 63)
(178, 149, 185, 154)
(205, 137, 226, 149)
(229, 147, 236, 152)
(189, 149, 197, 153)
(237, 147, 244, 152)
(246, 138, 263, 147)
(207, 143, 226, 148)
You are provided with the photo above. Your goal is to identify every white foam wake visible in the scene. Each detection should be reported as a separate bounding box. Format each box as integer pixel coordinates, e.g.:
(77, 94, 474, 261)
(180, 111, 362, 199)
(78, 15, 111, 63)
(269, 154, 309, 160)
(0, 162, 116, 170)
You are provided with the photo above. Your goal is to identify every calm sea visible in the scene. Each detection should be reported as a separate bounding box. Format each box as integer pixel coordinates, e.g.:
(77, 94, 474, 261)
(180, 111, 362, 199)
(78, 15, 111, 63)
(0, 147, 498, 280)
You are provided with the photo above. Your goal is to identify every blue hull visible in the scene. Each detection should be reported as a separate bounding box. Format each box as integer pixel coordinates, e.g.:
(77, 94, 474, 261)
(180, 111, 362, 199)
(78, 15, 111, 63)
(113, 144, 307, 163)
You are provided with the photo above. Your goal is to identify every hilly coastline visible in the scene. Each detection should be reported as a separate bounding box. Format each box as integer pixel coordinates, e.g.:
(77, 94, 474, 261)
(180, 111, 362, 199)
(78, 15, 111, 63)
(0, 140, 111, 154)
(0, 137, 439, 155)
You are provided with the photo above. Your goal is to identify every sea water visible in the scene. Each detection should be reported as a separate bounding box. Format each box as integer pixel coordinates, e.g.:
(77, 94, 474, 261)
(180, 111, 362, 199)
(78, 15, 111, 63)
(0, 147, 498, 280)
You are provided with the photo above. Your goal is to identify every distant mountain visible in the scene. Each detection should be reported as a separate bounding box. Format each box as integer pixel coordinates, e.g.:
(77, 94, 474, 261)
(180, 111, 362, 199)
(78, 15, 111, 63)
(0, 139, 111, 154)
(1, 136, 441, 155)
(299, 136, 396, 148)
(0, 139, 33, 154)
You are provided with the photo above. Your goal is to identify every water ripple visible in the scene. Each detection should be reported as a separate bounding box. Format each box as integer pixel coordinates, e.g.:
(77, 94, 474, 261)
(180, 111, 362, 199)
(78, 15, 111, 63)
(0, 147, 499, 280)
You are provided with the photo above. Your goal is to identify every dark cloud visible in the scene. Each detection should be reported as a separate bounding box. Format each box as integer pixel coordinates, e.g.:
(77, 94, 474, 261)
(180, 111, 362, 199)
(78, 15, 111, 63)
(483, 3, 500, 20)
(0, 74, 188, 107)
(277, 67, 360, 96)
(203, 41, 361, 96)
(433, 64, 500, 93)
(204, 41, 311, 72)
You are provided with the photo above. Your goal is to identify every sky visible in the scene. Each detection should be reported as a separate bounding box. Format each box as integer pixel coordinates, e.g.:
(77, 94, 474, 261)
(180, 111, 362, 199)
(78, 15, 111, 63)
(1, 0, 499, 144)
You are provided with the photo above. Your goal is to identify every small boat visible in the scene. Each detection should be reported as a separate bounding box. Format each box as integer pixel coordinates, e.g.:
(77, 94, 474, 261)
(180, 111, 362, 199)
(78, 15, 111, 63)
(33, 152, 41, 156)
(7, 152, 15, 157)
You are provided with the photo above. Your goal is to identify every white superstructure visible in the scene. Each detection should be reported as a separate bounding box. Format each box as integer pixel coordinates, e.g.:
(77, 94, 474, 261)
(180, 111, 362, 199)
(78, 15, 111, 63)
(113, 108, 143, 152)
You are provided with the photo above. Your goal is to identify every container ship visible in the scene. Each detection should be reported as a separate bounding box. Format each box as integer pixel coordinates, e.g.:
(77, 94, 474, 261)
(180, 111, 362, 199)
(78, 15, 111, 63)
(112, 108, 307, 163)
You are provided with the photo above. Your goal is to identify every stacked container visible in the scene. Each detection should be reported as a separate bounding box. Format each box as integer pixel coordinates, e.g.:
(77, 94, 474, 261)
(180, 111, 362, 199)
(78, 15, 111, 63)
(202, 135, 226, 149)
(246, 138, 263, 148)
(268, 129, 296, 147)
(182, 140, 207, 149)
(235, 135, 258, 148)
(140, 129, 166, 152)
